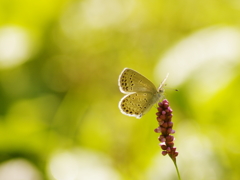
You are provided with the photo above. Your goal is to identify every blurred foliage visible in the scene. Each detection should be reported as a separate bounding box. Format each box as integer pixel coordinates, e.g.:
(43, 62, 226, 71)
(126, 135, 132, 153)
(0, 0, 240, 180)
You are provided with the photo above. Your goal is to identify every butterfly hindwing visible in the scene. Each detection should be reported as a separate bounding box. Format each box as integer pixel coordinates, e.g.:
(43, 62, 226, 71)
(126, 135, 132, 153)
(119, 92, 157, 119)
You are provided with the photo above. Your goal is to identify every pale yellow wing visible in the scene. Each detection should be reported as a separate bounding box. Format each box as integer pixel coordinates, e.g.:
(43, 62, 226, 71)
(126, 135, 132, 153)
(119, 92, 161, 119)
(118, 68, 157, 94)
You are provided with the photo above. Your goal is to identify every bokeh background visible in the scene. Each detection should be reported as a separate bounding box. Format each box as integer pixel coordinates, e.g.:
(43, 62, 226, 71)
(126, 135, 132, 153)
(0, 0, 240, 180)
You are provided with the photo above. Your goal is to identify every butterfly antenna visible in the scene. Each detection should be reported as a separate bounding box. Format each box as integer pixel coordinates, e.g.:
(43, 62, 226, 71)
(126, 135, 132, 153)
(165, 87, 179, 91)
(158, 73, 169, 91)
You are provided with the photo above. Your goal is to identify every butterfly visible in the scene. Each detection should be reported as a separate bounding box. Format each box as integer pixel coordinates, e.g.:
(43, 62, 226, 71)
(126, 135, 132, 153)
(118, 68, 168, 118)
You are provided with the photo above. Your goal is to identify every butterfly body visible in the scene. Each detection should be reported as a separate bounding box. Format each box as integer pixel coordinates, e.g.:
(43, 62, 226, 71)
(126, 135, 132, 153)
(118, 68, 168, 119)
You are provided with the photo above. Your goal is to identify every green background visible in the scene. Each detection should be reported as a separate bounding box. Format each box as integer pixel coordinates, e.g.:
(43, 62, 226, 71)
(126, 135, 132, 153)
(0, 0, 240, 180)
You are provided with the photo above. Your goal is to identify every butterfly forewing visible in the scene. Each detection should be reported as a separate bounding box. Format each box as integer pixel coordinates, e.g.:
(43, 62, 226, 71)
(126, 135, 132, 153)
(118, 68, 157, 94)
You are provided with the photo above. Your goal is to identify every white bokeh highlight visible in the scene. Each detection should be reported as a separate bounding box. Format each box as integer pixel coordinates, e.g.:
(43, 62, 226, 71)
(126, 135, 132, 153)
(48, 148, 120, 180)
(0, 158, 42, 180)
(0, 26, 32, 68)
(155, 26, 240, 101)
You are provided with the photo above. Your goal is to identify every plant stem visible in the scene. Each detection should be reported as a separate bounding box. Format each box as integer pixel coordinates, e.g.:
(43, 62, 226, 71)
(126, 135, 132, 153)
(171, 158, 181, 180)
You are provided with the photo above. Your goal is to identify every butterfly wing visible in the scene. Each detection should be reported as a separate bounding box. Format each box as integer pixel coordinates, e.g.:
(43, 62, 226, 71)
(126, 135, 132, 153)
(118, 68, 157, 94)
(119, 92, 161, 119)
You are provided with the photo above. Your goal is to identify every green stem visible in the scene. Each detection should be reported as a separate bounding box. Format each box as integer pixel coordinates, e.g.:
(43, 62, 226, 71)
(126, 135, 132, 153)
(171, 158, 181, 180)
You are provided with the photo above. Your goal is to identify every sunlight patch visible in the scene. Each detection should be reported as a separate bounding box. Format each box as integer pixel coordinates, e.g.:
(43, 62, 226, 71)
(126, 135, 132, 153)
(155, 26, 240, 101)
(0, 26, 32, 69)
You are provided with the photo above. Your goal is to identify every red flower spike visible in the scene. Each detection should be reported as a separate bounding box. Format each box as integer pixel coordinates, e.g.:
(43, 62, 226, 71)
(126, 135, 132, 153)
(154, 127, 161, 133)
(160, 144, 167, 150)
(162, 151, 168, 156)
(159, 115, 166, 120)
(154, 99, 179, 161)
(162, 111, 166, 115)
(166, 135, 174, 142)
(168, 121, 173, 127)
(162, 122, 168, 128)
(167, 128, 173, 134)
